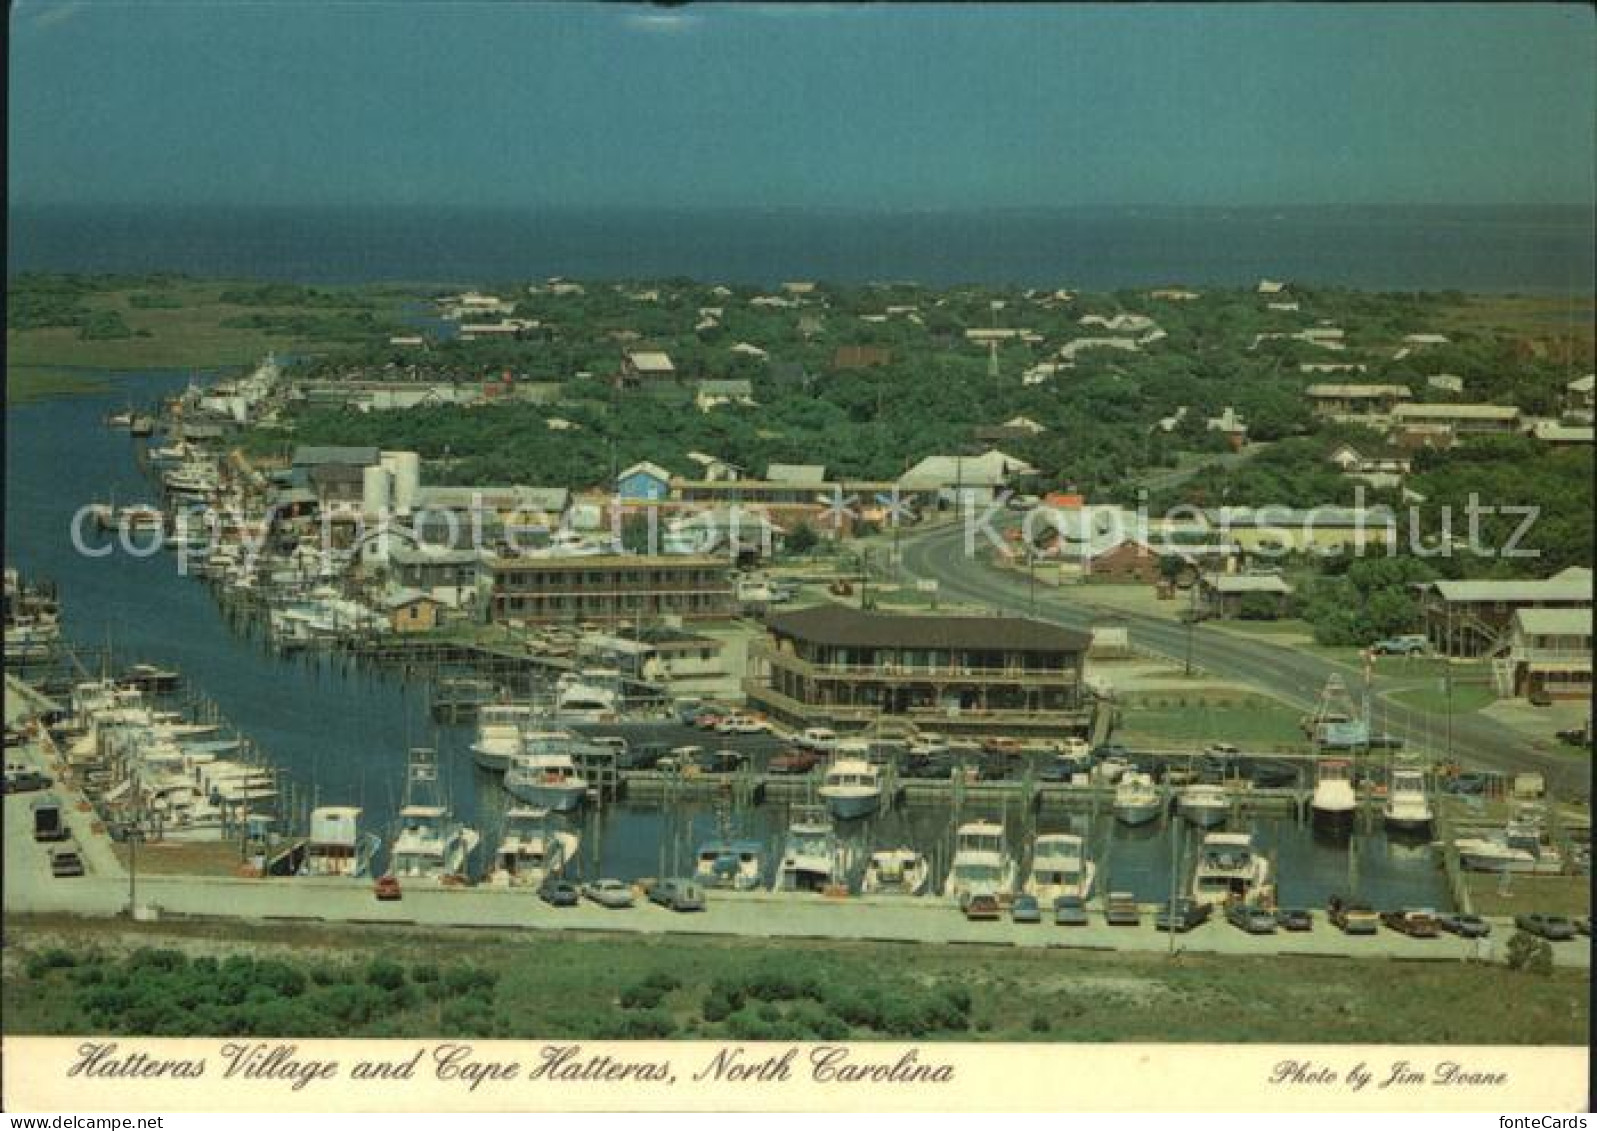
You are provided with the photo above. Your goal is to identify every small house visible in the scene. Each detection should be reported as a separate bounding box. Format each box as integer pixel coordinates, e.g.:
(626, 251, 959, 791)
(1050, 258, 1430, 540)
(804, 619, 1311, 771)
(616, 461, 673, 502)
(384, 589, 443, 634)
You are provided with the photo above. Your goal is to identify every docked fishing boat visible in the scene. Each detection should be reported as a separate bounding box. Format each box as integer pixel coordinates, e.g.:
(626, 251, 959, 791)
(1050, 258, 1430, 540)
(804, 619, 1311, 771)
(1455, 807, 1565, 875)
(554, 671, 621, 723)
(120, 663, 182, 696)
(772, 806, 852, 893)
(1113, 771, 1162, 826)
(504, 748, 589, 813)
(470, 702, 535, 772)
(861, 848, 931, 896)
(818, 757, 883, 820)
(1382, 765, 1433, 834)
(488, 807, 579, 887)
(1190, 831, 1273, 907)
(387, 747, 479, 882)
(300, 806, 381, 878)
(1178, 783, 1229, 828)
(1311, 757, 1357, 835)
(1024, 832, 1096, 902)
(941, 820, 1015, 901)
(694, 838, 765, 891)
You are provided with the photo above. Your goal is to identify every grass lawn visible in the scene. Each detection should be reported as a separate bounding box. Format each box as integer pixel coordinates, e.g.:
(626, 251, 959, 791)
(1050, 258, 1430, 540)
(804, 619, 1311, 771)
(5, 366, 115, 405)
(1386, 681, 1499, 715)
(1115, 695, 1310, 751)
(2, 916, 1585, 1044)
(1467, 874, 1591, 919)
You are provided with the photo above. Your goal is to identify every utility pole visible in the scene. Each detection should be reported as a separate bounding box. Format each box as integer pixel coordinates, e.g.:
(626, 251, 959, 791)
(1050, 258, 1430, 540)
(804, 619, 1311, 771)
(1183, 585, 1197, 677)
(1167, 820, 1182, 956)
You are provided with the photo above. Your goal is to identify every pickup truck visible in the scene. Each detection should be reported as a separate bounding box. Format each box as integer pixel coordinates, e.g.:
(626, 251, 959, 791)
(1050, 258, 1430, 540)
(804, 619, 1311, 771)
(1381, 908, 1440, 937)
(1328, 895, 1379, 935)
(1104, 892, 1141, 926)
(1370, 636, 1428, 656)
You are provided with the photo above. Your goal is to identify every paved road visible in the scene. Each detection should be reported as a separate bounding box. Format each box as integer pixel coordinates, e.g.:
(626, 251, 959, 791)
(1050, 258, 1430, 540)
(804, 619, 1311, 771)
(899, 523, 1591, 800)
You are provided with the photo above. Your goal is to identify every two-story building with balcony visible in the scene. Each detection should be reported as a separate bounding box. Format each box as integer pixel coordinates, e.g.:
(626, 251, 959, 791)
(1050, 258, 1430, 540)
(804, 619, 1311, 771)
(485, 554, 733, 625)
(743, 604, 1094, 737)
(1505, 607, 1592, 701)
(1420, 566, 1592, 658)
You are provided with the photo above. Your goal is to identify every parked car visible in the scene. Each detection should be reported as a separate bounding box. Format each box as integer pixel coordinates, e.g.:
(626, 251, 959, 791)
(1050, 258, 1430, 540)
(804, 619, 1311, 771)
(902, 754, 957, 780)
(1010, 894, 1042, 924)
(1052, 894, 1090, 926)
(960, 892, 1002, 921)
(1274, 908, 1313, 932)
(1441, 772, 1489, 796)
(582, 879, 635, 909)
(1037, 757, 1088, 784)
(716, 713, 770, 735)
(796, 727, 840, 753)
(691, 749, 751, 775)
(1090, 743, 1130, 762)
(1515, 913, 1577, 941)
(3, 769, 52, 794)
(693, 712, 725, 731)
(906, 733, 949, 757)
(1250, 762, 1300, 789)
(622, 743, 671, 771)
(538, 878, 581, 907)
(1225, 902, 1278, 934)
(372, 875, 402, 901)
(1154, 899, 1212, 933)
(1370, 636, 1427, 656)
(647, 878, 706, 912)
(1104, 891, 1141, 926)
(1327, 895, 1379, 935)
(1056, 737, 1091, 760)
(1436, 913, 1491, 938)
(767, 748, 823, 776)
(1381, 909, 1440, 937)
(48, 846, 84, 878)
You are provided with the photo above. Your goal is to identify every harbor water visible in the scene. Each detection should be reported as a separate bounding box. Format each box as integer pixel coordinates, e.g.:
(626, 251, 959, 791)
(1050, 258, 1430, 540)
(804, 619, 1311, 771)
(5, 371, 1451, 909)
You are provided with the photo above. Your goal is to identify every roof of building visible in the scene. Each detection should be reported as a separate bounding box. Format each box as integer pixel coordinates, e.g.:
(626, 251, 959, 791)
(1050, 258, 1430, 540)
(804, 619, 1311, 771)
(696, 379, 754, 397)
(1532, 422, 1594, 443)
(1391, 403, 1520, 421)
(1305, 384, 1412, 399)
(292, 445, 380, 467)
(625, 350, 675, 373)
(1433, 567, 1593, 605)
(1201, 574, 1293, 595)
(1514, 607, 1593, 637)
(832, 345, 893, 369)
(413, 485, 571, 513)
(766, 604, 1091, 652)
(488, 552, 727, 571)
(1569, 374, 1595, 394)
(617, 460, 674, 483)
(765, 463, 829, 485)
(382, 587, 441, 610)
(899, 450, 1036, 490)
(389, 545, 485, 567)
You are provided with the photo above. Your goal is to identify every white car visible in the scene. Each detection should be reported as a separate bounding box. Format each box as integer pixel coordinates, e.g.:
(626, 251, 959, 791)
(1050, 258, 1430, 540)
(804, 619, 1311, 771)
(797, 727, 840, 753)
(907, 733, 948, 756)
(1057, 737, 1090, 759)
(716, 714, 770, 735)
(583, 879, 635, 909)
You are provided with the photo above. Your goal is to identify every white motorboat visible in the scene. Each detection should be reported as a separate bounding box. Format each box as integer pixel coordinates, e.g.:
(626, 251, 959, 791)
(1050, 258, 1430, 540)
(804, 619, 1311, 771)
(1178, 783, 1230, 828)
(1190, 831, 1273, 906)
(470, 702, 536, 772)
(1311, 757, 1357, 835)
(1023, 832, 1096, 902)
(504, 748, 589, 813)
(818, 757, 883, 821)
(1382, 766, 1434, 834)
(694, 838, 765, 891)
(1113, 771, 1162, 826)
(1455, 807, 1565, 875)
(488, 807, 580, 887)
(554, 670, 621, 723)
(300, 806, 381, 878)
(772, 806, 852, 893)
(387, 747, 479, 881)
(861, 848, 931, 896)
(941, 820, 1015, 901)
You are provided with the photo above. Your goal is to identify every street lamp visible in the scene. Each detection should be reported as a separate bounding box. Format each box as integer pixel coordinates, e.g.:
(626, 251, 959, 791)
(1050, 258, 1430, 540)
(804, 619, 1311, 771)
(121, 821, 143, 918)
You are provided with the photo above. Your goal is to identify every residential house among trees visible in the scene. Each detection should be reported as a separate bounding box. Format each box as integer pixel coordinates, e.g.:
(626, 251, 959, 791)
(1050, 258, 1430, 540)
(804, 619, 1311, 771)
(1420, 566, 1593, 658)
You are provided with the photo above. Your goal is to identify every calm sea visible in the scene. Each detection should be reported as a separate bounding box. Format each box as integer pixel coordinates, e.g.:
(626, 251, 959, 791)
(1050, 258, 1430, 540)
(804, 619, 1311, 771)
(8, 203, 1594, 293)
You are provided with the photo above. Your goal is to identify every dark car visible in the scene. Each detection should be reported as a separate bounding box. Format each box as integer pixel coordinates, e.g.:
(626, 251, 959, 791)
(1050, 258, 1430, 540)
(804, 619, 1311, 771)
(1225, 902, 1277, 934)
(1274, 908, 1313, 932)
(767, 748, 823, 776)
(1556, 724, 1590, 747)
(622, 743, 670, 771)
(647, 878, 706, 912)
(373, 875, 402, 901)
(1010, 894, 1042, 924)
(1052, 895, 1090, 926)
(1442, 772, 1489, 796)
(1154, 899, 1212, 933)
(1381, 909, 1440, 938)
(538, 878, 581, 907)
(691, 749, 751, 775)
(960, 892, 1002, 921)
(1250, 763, 1300, 789)
(1436, 913, 1491, 938)
(1515, 913, 1577, 941)
(902, 754, 957, 780)
(3, 769, 52, 795)
(974, 758, 1013, 782)
(48, 846, 84, 878)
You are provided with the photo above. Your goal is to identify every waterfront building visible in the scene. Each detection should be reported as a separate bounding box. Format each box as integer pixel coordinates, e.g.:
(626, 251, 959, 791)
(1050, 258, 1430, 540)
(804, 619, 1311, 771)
(744, 604, 1093, 736)
(1420, 567, 1593, 658)
(485, 553, 733, 625)
(1505, 608, 1592, 701)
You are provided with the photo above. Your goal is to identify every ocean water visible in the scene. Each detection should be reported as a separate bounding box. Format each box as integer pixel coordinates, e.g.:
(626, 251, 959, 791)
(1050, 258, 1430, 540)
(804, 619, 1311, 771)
(8, 203, 1594, 293)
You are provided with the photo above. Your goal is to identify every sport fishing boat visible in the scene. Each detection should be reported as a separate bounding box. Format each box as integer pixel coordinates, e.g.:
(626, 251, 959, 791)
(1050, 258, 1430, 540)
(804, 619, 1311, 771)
(818, 757, 883, 821)
(554, 671, 621, 723)
(1311, 757, 1357, 836)
(1382, 765, 1434, 835)
(861, 848, 931, 896)
(1023, 832, 1096, 902)
(470, 702, 536, 772)
(1113, 771, 1162, 826)
(771, 805, 852, 893)
(387, 747, 480, 882)
(1178, 783, 1230, 829)
(941, 820, 1015, 901)
(487, 807, 580, 887)
(1455, 806, 1565, 875)
(693, 838, 766, 891)
(299, 806, 381, 878)
(504, 747, 589, 813)
(1190, 831, 1273, 907)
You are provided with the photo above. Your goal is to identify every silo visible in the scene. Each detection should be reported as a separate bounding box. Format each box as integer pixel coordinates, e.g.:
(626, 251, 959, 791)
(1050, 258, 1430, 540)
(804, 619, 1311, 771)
(383, 450, 420, 515)
(362, 465, 392, 519)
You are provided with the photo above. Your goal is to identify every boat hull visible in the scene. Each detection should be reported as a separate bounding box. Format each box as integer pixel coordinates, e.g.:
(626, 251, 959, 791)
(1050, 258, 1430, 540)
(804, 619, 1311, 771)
(1180, 803, 1228, 829)
(508, 782, 587, 813)
(1311, 804, 1356, 836)
(820, 790, 881, 821)
(470, 742, 516, 773)
(1115, 801, 1161, 826)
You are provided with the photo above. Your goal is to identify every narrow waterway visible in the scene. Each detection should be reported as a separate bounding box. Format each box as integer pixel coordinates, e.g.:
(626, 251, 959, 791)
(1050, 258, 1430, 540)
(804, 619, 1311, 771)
(4, 372, 1451, 908)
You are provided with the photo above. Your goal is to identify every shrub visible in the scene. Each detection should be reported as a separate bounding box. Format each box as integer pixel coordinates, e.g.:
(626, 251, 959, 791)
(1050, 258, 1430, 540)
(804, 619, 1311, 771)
(366, 959, 407, 992)
(1505, 931, 1554, 977)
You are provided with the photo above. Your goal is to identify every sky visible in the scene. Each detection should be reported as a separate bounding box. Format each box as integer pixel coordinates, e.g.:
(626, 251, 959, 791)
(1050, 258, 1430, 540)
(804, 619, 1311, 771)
(8, 2, 1595, 210)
